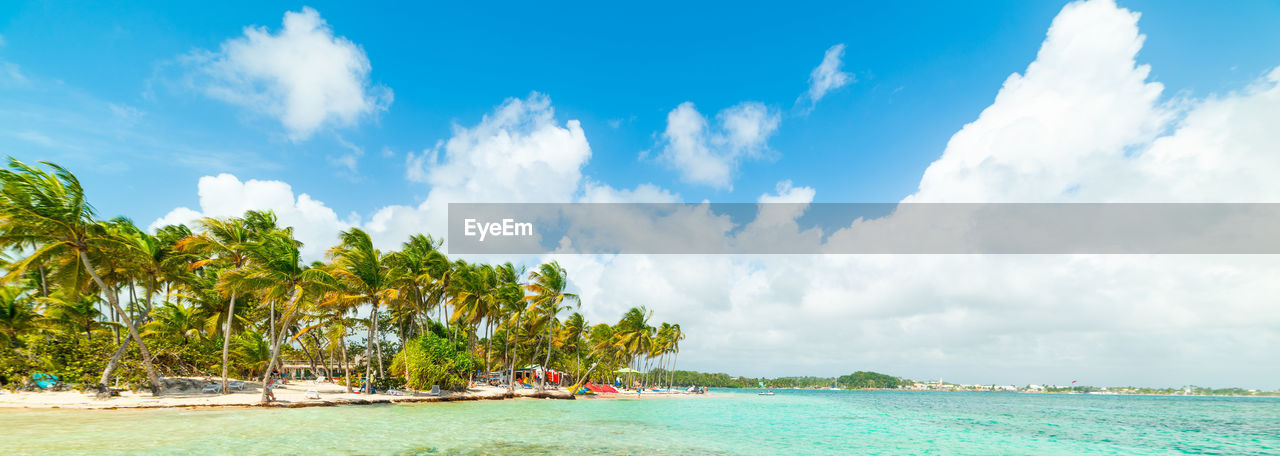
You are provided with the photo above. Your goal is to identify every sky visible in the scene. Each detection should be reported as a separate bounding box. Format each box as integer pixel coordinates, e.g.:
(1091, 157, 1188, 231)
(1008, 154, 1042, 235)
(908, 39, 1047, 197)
(3, 0, 1280, 388)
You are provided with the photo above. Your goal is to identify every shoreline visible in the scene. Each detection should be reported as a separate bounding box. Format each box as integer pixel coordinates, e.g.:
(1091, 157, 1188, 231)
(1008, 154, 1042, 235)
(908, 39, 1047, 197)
(0, 378, 723, 411)
(0, 379, 578, 410)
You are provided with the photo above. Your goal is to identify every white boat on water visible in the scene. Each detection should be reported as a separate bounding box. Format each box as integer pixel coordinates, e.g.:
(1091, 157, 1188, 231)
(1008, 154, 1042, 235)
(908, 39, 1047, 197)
(758, 390, 775, 396)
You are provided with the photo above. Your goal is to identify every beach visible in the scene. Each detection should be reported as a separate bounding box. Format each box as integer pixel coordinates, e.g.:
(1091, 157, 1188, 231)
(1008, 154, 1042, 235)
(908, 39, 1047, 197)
(0, 378, 580, 409)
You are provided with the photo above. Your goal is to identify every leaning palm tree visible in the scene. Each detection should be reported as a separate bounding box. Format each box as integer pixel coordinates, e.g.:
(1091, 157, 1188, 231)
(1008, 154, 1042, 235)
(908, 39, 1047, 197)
(525, 262, 578, 389)
(96, 218, 188, 384)
(221, 228, 334, 403)
(0, 158, 163, 394)
(179, 214, 255, 394)
(324, 228, 404, 386)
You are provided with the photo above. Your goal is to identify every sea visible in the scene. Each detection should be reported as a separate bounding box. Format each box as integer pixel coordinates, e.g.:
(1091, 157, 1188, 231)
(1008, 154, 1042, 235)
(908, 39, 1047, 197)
(2, 389, 1277, 455)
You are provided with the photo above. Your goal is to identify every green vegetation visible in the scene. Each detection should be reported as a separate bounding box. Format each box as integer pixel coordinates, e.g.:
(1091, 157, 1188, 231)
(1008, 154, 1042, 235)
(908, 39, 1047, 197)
(0, 158, 686, 398)
(390, 332, 474, 390)
(649, 369, 906, 389)
(837, 371, 908, 389)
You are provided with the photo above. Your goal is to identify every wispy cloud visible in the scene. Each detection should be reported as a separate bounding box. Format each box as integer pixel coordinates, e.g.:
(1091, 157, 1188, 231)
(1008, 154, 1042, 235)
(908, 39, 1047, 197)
(799, 43, 853, 110)
(328, 134, 365, 181)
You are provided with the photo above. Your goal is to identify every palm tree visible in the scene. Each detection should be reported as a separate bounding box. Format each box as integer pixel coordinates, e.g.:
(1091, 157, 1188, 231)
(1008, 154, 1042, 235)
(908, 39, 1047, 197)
(97, 218, 189, 384)
(615, 306, 654, 388)
(665, 323, 684, 389)
(449, 261, 500, 374)
(324, 228, 404, 387)
(0, 159, 164, 394)
(180, 214, 255, 393)
(39, 293, 111, 341)
(493, 262, 525, 391)
(525, 262, 578, 389)
(557, 312, 587, 379)
(0, 285, 37, 347)
(143, 302, 203, 343)
(221, 228, 333, 403)
(232, 330, 272, 378)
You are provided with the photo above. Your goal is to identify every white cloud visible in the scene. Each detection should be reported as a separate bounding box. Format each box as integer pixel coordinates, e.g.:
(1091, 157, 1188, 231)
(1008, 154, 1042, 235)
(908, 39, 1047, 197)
(150, 174, 355, 260)
(187, 7, 392, 141)
(380, 92, 593, 248)
(805, 43, 853, 105)
(657, 101, 780, 189)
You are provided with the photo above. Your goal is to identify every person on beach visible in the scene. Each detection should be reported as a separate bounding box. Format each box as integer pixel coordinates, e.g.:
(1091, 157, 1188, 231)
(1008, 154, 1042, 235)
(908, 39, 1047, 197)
(265, 377, 276, 402)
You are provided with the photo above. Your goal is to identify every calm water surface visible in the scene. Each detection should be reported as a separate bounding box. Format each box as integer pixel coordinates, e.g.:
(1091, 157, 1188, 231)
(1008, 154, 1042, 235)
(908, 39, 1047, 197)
(2, 390, 1277, 455)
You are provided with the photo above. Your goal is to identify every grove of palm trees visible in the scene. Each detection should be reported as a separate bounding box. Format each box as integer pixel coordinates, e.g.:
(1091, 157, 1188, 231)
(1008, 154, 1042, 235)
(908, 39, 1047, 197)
(0, 158, 685, 401)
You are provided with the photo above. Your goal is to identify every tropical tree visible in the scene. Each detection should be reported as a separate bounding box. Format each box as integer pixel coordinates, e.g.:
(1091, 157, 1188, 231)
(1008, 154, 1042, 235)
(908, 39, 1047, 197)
(615, 306, 654, 387)
(179, 214, 256, 393)
(323, 228, 403, 387)
(0, 159, 163, 394)
(221, 228, 333, 402)
(525, 262, 578, 389)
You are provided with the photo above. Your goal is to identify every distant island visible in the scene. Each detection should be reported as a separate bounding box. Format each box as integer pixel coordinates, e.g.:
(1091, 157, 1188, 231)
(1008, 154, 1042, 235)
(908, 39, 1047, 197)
(657, 369, 1280, 397)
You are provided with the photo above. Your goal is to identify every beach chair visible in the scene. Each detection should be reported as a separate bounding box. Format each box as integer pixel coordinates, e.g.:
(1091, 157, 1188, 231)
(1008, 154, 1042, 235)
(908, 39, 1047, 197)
(202, 383, 222, 394)
(429, 385, 441, 396)
(386, 387, 405, 396)
(305, 389, 321, 400)
(229, 380, 246, 391)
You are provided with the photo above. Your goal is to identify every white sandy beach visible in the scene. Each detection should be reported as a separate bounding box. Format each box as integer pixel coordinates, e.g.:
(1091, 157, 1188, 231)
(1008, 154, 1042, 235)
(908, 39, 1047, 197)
(0, 378, 586, 409)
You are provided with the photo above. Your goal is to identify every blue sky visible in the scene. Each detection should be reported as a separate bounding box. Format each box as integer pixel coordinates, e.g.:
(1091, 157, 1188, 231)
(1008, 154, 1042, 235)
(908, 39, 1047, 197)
(5, 1, 1280, 385)
(3, 1, 1278, 223)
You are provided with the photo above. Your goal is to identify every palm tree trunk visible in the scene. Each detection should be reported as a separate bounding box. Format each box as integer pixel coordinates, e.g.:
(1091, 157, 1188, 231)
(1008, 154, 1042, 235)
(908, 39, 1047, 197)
(309, 331, 330, 380)
(259, 291, 302, 403)
(82, 251, 162, 396)
(508, 310, 522, 392)
(670, 351, 678, 389)
(37, 265, 49, 297)
(220, 292, 238, 394)
(363, 302, 377, 390)
(400, 322, 411, 387)
(374, 311, 385, 379)
(540, 308, 554, 390)
(340, 327, 352, 393)
(484, 321, 493, 375)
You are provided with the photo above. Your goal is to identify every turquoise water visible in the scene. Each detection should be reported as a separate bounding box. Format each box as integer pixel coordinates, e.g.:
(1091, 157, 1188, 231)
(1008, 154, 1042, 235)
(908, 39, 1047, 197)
(2, 390, 1278, 455)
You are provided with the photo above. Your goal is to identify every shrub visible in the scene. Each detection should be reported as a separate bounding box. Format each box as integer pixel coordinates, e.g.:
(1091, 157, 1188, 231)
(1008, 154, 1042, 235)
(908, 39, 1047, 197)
(390, 333, 476, 391)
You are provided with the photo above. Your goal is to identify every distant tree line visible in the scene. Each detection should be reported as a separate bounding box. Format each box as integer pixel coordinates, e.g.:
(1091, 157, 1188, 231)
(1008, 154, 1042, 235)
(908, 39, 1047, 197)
(647, 368, 907, 389)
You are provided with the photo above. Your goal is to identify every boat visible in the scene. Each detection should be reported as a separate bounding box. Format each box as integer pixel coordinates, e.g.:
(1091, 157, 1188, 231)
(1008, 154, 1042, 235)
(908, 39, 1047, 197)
(758, 390, 775, 396)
